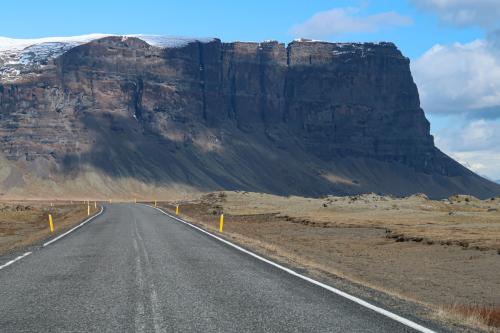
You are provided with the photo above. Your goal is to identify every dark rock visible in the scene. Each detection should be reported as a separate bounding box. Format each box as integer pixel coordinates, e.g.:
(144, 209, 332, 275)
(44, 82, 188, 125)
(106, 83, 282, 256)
(0, 36, 499, 198)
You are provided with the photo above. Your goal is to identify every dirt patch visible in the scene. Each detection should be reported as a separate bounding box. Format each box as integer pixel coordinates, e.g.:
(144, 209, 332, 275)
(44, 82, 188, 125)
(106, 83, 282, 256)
(158, 191, 500, 331)
(0, 201, 101, 255)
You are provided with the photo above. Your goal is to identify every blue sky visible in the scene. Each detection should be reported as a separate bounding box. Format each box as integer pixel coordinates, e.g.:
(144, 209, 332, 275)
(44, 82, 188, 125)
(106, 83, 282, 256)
(0, 0, 483, 58)
(1, 0, 499, 179)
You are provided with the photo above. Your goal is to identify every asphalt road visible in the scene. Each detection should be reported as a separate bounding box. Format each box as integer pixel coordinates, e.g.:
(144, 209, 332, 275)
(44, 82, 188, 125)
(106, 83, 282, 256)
(0, 204, 436, 332)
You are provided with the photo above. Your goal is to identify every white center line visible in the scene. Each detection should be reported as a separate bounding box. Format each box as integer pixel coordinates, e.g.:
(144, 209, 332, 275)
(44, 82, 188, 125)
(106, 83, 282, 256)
(134, 216, 163, 333)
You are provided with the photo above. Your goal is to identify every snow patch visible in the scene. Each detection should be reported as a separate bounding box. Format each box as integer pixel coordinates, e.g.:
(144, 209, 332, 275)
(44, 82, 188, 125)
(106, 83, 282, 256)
(0, 34, 111, 51)
(130, 35, 215, 48)
(0, 34, 215, 81)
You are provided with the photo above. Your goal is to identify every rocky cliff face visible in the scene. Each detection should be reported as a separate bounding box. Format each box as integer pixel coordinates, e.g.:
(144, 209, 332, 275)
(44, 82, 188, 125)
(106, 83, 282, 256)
(0, 35, 498, 199)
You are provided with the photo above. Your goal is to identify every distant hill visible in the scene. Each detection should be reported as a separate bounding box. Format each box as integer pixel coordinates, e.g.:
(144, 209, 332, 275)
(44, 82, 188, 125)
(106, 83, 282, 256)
(0, 35, 499, 199)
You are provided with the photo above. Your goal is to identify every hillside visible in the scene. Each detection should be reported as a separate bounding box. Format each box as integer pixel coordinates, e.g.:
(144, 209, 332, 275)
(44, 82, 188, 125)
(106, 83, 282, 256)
(0, 35, 499, 199)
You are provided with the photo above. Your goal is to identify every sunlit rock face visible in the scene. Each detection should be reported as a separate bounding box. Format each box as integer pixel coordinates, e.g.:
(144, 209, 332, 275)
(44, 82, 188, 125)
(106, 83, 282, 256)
(0, 35, 499, 199)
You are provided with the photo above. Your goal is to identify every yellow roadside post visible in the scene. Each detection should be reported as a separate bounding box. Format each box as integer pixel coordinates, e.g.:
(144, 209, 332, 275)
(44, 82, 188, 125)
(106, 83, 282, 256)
(94, 201, 97, 209)
(48, 214, 54, 233)
(87, 203, 90, 216)
(154, 200, 157, 207)
(219, 214, 224, 233)
(175, 205, 179, 215)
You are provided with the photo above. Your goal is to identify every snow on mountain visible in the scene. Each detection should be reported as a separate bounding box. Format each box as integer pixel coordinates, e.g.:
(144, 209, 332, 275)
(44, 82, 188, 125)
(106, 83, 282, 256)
(0, 34, 215, 81)
(128, 35, 215, 48)
(0, 34, 111, 51)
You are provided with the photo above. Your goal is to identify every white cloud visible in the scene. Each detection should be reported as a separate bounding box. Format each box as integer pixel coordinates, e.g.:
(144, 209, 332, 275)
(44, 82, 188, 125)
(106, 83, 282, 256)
(433, 118, 500, 179)
(290, 6, 412, 39)
(449, 150, 500, 179)
(435, 119, 500, 151)
(412, 33, 500, 180)
(412, 0, 500, 29)
(411, 37, 500, 118)
(409, 1, 500, 180)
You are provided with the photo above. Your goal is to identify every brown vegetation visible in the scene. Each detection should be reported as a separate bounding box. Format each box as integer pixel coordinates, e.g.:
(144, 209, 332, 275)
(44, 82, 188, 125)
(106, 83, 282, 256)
(439, 304, 500, 330)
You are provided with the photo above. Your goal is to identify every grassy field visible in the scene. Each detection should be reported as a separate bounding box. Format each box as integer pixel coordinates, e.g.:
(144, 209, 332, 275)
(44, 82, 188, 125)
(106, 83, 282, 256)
(159, 191, 500, 332)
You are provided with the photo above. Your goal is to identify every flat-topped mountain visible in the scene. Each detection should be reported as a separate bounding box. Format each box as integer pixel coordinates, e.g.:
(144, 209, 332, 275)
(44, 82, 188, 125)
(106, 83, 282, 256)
(0, 35, 498, 199)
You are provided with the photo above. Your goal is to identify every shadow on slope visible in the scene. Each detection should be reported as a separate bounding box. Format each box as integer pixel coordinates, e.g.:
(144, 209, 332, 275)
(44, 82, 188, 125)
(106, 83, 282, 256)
(52, 111, 500, 199)
(58, 111, 344, 196)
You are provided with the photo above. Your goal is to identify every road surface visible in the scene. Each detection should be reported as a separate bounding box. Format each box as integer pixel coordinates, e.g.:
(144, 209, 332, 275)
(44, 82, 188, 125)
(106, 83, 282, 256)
(0, 204, 440, 332)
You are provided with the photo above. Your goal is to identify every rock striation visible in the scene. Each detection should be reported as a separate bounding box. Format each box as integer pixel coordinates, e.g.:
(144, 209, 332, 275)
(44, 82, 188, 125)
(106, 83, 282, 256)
(0, 35, 498, 199)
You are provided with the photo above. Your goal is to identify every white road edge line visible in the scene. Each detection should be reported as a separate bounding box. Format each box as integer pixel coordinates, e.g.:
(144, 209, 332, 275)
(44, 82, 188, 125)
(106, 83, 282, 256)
(145, 204, 437, 333)
(43, 206, 104, 247)
(1, 207, 104, 271)
(0, 251, 32, 270)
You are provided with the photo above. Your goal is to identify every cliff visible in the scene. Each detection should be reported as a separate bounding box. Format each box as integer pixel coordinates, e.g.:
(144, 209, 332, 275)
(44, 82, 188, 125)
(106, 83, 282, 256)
(0, 35, 498, 199)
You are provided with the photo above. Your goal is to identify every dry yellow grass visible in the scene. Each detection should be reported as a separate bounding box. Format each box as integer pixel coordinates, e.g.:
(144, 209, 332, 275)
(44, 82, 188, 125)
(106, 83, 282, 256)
(0, 201, 101, 255)
(436, 304, 500, 331)
(214, 192, 500, 251)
